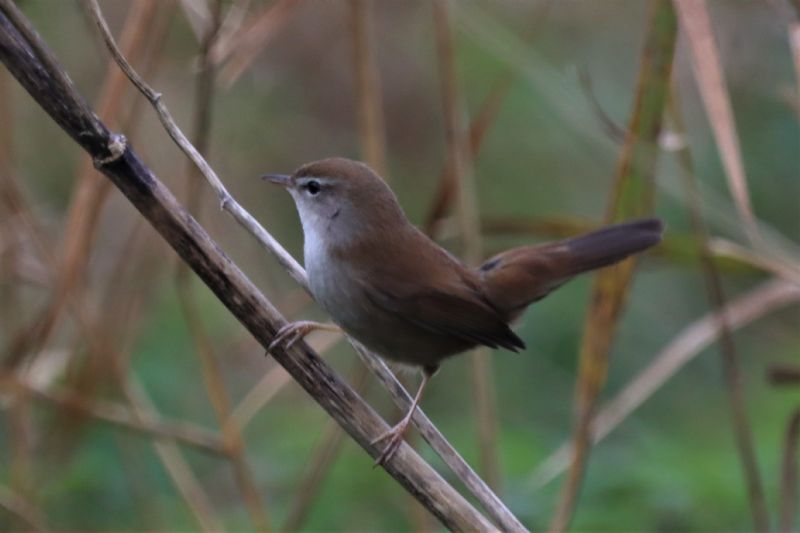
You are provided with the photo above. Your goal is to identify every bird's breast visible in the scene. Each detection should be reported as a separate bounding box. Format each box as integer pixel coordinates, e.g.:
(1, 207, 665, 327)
(304, 242, 363, 325)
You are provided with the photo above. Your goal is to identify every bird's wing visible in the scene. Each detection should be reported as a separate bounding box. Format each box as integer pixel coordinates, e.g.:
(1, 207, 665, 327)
(365, 280, 526, 352)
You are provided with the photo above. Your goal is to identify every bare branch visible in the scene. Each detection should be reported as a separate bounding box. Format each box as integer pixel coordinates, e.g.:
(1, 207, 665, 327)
(0, 3, 498, 529)
(673, 0, 758, 241)
(78, 0, 525, 529)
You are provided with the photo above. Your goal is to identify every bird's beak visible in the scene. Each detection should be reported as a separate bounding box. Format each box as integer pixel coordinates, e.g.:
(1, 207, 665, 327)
(261, 173, 291, 187)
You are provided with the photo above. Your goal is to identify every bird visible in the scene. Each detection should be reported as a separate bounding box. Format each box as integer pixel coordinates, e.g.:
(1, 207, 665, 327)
(263, 157, 663, 465)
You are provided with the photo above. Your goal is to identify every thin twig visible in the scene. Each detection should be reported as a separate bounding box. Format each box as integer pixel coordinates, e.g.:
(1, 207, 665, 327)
(88, 0, 306, 287)
(79, 0, 524, 529)
(578, 68, 626, 143)
(84, 0, 232, 209)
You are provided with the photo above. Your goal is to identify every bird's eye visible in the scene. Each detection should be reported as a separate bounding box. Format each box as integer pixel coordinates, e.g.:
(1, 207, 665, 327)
(305, 180, 321, 195)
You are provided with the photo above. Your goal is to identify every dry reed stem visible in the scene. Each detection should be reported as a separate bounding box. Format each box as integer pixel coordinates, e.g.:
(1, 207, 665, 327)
(530, 278, 800, 488)
(0, 6, 500, 528)
(39, 232, 222, 529)
(92, 235, 223, 530)
(212, 0, 253, 54)
(0, 66, 19, 339)
(8, 146, 219, 530)
(53, 221, 152, 452)
(780, 410, 800, 532)
(0, 63, 36, 514)
(668, 88, 769, 531)
(673, 0, 758, 242)
(174, 2, 271, 528)
(124, 376, 224, 532)
(424, 1, 553, 234)
(178, 290, 272, 531)
(2, 0, 160, 371)
(213, 0, 298, 88)
(1, 51, 137, 521)
(79, 0, 523, 528)
(550, 1, 676, 529)
(97, 247, 220, 528)
(0, 484, 49, 532)
(0, 375, 227, 454)
(1, 117, 219, 533)
(432, 0, 502, 492)
(0, 11, 185, 512)
(350, 0, 388, 178)
(787, 0, 800, 112)
(179, 0, 210, 39)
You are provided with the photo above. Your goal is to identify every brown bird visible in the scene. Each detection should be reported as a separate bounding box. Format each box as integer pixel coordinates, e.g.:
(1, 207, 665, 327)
(264, 157, 663, 464)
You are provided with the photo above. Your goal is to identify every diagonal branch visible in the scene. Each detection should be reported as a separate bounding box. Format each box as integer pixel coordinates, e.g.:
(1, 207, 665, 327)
(0, 2, 496, 529)
(79, 0, 526, 530)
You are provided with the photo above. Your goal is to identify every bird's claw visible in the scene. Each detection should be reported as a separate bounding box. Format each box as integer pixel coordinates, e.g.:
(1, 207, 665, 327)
(268, 322, 314, 353)
(371, 420, 410, 467)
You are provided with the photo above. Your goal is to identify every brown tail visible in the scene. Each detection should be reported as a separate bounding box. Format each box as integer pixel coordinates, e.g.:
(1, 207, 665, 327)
(478, 218, 663, 318)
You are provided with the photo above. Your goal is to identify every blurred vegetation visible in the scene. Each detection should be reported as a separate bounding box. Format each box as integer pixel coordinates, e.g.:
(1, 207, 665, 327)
(1, 0, 799, 531)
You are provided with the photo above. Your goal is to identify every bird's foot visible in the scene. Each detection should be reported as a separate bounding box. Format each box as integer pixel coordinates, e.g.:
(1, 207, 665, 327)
(268, 321, 340, 353)
(371, 417, 412, 467)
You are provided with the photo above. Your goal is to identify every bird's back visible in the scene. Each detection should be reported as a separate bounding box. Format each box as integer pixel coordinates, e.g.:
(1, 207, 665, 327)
(314, 225, 524, 367)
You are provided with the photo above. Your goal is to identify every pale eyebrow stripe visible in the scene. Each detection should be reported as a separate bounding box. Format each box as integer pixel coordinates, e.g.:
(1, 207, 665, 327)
(297, 177, 332, 186)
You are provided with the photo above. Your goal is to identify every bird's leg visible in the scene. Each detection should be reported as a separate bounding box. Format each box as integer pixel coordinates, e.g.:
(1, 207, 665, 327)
(268, 321, 341, 353)
(371, 369, 433, 466)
